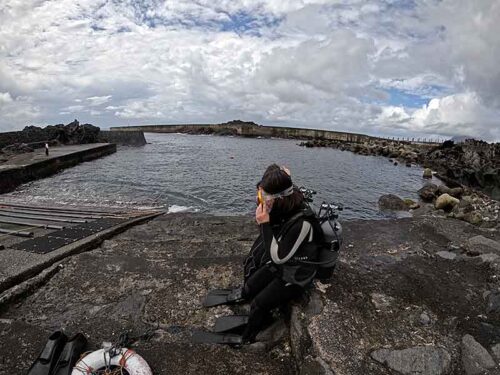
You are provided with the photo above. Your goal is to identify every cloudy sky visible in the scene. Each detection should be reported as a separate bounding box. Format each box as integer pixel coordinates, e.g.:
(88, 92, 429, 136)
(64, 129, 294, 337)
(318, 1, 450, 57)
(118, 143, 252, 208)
(0, 0, 499, 141)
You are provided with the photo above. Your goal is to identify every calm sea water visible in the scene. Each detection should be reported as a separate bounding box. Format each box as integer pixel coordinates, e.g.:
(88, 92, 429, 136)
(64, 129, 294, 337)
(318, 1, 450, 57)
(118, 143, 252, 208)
(2, 133, 439, 219)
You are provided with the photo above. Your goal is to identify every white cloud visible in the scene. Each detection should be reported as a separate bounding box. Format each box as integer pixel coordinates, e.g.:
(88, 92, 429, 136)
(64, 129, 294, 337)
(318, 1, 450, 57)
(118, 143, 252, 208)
(377, 92, 500, 141)
(0, 92, 13, 104)
(86, 95, 112, 106)
(0, 0, 499, 141)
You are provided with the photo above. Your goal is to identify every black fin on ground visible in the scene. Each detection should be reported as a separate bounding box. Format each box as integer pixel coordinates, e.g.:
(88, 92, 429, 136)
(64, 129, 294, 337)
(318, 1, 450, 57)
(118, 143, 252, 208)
(27, 331, 68, 375)
(192, 331, 243, 345)
(202, 287, 244, 307)
(52, 333, 88, 375)
(214, 315, 249, 333)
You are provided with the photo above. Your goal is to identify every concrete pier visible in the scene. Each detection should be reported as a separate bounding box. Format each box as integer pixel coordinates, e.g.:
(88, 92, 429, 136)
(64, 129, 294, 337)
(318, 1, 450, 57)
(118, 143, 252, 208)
(0, 143, 116, 194)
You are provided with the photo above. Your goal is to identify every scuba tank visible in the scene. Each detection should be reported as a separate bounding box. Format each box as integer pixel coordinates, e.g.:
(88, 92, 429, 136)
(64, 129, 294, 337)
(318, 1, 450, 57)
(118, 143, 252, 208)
(315, 202, 343, 280)
(299, 187, 344, 281)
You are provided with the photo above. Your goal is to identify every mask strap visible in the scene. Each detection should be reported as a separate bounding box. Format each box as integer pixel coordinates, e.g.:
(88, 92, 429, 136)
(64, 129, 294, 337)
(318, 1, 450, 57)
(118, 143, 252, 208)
(263, 185, 294, 199)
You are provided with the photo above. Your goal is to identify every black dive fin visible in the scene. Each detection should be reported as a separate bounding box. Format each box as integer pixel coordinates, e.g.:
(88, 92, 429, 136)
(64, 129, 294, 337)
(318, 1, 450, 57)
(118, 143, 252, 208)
(27, 331, 68, 375)
(214, 315, 249, 333)
(203, 287, 244, 307)
(192, 331, 243, 345)
(52, 333, 88, 375)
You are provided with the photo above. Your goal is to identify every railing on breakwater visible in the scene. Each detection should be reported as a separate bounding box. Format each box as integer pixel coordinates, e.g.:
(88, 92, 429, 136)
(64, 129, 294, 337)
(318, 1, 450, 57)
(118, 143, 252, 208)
(110, 123, 443, 146)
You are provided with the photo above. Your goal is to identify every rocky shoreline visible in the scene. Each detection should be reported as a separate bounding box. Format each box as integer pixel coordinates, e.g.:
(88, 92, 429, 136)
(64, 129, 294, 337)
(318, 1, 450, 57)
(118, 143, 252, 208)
(300, 138, 500, 201)
(378, 179, 500, 229)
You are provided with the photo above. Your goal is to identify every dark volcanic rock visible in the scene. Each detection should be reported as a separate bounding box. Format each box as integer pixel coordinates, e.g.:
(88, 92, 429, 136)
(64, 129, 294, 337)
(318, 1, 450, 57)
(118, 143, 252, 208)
(290, 216, 500, 374)
(418, 183, 439, 202)
(378, 194, 409, 211)
(423, 140, 500, 199)
(300, 137, 500, 199)
(461, 334, 496, 375)
(487, 292, 500, 314)
(14, 120, 101, 146)
(1, 143, 34, 155)
(371, 346, 451, 375)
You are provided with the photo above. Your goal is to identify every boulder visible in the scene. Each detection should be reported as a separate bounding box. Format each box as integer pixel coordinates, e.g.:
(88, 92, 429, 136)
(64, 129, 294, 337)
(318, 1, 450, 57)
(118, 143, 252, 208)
(378, 194, 408, 211)
(458, 196, 474, 213)
(418, 183, 438, 202)
(371, 346, 451, 375)
(436, 251, 457, 260)
(423, 168, 433, 178)
(466, 235, 500, 255)
(435, 194, 460, 211)
(464, 212, 483, 225)
(492, 344, 500, 362)
(419, 312, 432, 325)
(461, 334, 496, 375)
(438, 185, 451, 195)
(449, 187, 464, 198)
(486, 291, 500, 314)
(403, 198, 416, 208)
(437, 186, 464, 199)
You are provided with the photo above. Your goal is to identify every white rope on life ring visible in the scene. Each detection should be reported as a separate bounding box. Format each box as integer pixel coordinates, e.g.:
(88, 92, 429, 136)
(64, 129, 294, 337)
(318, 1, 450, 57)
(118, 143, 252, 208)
(71, 347, 152, 375)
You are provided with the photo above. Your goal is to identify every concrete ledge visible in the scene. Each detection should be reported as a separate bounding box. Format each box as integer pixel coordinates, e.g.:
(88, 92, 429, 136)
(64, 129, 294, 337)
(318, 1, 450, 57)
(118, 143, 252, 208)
(0, 143, 116, 193)
(0, 211, 163, 295)
(0, 262, 62, 309)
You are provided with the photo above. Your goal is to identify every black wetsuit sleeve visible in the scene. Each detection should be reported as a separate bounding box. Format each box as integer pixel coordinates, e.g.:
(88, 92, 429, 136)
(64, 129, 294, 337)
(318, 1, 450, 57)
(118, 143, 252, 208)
(261, 219, 312, 265)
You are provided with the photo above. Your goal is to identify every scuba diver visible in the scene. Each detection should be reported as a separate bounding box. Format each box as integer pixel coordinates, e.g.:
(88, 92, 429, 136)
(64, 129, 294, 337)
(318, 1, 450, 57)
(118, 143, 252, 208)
(196, 163, 344, 345)
(239, 164, 320, 342)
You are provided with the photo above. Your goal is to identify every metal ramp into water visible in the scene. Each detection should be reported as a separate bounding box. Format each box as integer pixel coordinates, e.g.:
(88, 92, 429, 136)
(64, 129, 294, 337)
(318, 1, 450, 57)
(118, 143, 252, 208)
(0, 202, 163, 254)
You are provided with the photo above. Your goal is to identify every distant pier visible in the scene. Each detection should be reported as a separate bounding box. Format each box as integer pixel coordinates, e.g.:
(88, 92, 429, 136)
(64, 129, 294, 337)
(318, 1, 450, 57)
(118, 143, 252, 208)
(0, 143, 116, 194)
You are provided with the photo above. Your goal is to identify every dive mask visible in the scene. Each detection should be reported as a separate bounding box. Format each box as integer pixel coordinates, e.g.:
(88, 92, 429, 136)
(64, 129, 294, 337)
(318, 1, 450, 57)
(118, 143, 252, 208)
(258, 185, 294, 204)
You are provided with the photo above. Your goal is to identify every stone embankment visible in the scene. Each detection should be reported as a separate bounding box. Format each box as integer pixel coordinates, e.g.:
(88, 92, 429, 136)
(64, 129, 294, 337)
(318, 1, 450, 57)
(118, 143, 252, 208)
(1, 209, 499, 374)
(301, 139, 500, 201)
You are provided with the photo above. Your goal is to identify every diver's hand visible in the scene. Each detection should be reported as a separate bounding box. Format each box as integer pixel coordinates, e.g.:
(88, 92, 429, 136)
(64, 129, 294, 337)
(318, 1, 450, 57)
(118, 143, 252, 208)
(281, 166, 291, 176)
(255, 203, 270, 225)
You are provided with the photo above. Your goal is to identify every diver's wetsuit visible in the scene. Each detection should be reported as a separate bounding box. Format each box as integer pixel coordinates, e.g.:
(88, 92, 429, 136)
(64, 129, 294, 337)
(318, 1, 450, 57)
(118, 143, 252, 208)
(241, 208, 319, 342)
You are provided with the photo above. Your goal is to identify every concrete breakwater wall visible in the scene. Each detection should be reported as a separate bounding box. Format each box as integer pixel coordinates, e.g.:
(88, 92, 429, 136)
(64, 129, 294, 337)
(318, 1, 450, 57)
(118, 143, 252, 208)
(110, 123, 382, 143)
(98, 130, 146, 146)
(0, 143, 116, 194)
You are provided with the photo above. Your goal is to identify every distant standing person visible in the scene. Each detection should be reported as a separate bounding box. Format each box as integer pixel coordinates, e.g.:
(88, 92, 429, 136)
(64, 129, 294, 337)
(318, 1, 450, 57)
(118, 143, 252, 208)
(45, 143, 49, 156)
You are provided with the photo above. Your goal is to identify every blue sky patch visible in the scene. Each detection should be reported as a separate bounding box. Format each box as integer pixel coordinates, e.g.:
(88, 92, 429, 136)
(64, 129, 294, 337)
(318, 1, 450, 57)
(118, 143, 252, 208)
(386, 88, 429, 107)
(220, 11, 281, 35)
